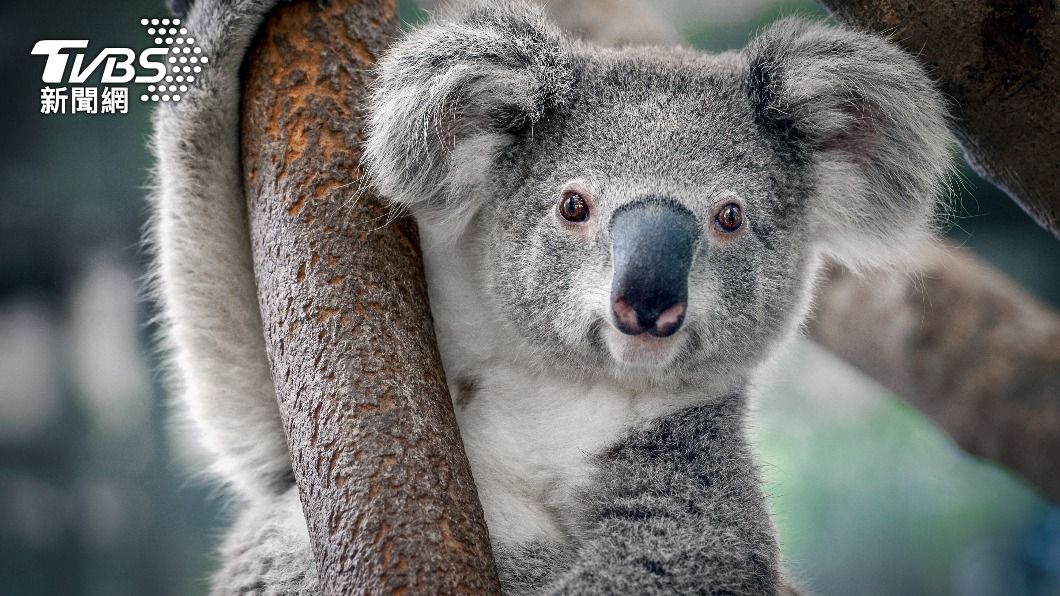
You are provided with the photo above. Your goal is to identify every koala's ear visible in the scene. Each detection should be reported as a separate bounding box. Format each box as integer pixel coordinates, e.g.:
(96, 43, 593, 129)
(745, 19, 955, 268)
(364, 1, 574, 229)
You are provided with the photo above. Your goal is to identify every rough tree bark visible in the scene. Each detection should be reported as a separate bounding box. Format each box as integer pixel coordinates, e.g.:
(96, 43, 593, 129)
(820, 0, 1060, 238)
(240, 0, 500, 593)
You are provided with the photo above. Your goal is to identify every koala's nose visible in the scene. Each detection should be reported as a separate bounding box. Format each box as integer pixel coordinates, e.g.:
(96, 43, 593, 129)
(609, 199, 699, 337)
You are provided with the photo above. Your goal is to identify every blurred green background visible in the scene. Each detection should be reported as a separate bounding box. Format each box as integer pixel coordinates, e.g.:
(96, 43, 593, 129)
(0, 0, 1057, 594)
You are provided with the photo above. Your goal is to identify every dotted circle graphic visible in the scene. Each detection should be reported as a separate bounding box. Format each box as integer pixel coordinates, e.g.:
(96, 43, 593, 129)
(139, 17, 202, 103)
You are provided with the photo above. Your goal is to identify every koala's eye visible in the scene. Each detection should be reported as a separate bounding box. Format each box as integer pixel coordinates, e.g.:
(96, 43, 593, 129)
(559, 191, 590, 223)
(716, 203, 743, 232)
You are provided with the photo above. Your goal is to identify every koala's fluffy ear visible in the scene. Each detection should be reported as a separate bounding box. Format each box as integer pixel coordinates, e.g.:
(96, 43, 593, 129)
(364, 1, 573, 229)
(746, 19, 955, 268)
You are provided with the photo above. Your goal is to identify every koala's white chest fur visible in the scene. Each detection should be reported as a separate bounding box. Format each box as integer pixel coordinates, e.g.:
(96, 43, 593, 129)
(452, 364, 686, 545)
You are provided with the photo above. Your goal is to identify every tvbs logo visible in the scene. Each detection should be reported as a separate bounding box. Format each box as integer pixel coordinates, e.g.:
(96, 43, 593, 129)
(33, 40, 169, 85)
(32, 18, 206, 114)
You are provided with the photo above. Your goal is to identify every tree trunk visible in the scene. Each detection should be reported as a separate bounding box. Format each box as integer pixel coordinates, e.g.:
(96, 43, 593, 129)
(240, 0, 500, 593)
(820, 0, 1060, 238)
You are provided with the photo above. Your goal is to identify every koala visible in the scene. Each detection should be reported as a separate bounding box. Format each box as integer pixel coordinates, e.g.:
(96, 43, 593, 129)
(151, 0, 953, 594)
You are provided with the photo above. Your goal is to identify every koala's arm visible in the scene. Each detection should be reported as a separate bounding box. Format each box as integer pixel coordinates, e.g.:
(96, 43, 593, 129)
(497, 396, 792, 596)
(150, 0, 293, 500)
(211, 486, 320, 596)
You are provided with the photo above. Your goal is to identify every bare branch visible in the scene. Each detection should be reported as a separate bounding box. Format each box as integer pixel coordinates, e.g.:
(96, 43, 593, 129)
(808, 245, 1060, 501)
(240, 0, 500, 592)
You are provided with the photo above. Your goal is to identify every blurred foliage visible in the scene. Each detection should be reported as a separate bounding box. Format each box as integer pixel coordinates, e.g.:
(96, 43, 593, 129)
(1, 1, 221, 595)
(755, 345, 1059, 596)
(0, 0, 1056, 595)
(683, 0, 828, 52)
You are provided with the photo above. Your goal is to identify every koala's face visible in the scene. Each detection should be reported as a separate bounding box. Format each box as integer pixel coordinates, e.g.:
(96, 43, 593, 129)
(366, 6, 952, 388)
(478, 49, 814, 385)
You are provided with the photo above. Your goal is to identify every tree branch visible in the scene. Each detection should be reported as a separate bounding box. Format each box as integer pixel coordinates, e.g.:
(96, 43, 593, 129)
(820, 0, 1060, 238)
(240, 0, 499, 592)
(808, 245, 1060, 501)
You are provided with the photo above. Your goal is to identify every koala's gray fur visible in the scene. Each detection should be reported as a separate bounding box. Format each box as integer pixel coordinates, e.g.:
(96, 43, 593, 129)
(493, 396, 786, 595)
(151, 0, 953, 593)
(212, 486, 318, 596)
(150, 0, 291, 501)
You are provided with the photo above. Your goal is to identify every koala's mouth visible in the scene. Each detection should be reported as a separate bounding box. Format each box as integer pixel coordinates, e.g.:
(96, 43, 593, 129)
(601, 320, 688, 369)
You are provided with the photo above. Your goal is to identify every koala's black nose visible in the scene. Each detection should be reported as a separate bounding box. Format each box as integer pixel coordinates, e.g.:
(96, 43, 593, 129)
(610, 199, 699, 337)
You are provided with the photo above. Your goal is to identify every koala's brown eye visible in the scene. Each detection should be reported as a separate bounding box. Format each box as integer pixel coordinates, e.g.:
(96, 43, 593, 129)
(716, 203, 743, 232)
(559, 191, 589, 223)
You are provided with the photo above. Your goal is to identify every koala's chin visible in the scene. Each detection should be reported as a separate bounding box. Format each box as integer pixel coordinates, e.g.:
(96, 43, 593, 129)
(602, 323, 688, 370)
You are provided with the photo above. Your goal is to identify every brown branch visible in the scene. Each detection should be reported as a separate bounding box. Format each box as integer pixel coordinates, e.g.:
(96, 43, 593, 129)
(240, 0, 499, 592)
(808, 245, 1060, 501)
(820, 0, 1060, 238)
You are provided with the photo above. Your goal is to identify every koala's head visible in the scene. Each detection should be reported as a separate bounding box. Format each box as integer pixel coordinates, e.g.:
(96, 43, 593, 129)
(365, 1, 953, 388)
